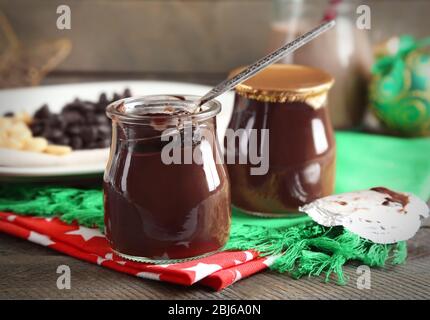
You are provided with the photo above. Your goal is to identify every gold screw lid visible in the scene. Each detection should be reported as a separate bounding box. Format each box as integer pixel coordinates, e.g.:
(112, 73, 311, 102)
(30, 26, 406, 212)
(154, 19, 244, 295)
(230, 64, 334, 105)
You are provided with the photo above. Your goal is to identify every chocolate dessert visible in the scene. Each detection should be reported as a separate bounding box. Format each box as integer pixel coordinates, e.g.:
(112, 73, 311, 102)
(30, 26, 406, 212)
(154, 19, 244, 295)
(103, 96, 231, 261)
(226, 65, 336, 216)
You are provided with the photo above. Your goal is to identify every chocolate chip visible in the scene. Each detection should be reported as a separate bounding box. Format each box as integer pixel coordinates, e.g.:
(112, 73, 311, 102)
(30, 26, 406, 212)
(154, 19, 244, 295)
(55, 136, 70, 146)
(123, 88, 131, 97)
(94, 138, 110, 148)
(94, 114, 108, 125)
(85, 141, 98, 149)
(71, 136, 83, 149)
(66, 124, 81, 136)
(34, 105, 51, 119)
(97, 125, 110, 136)
(99, 93, 108, 104)
(81, 126, 98, 144)
(47, 128, 63, 140)
(46, 114, 60, 127)
(62, 110, 84, 124)
(81, 102, 95, 113)
(63, 101, 93, 114)
(30, 122, 44, 135)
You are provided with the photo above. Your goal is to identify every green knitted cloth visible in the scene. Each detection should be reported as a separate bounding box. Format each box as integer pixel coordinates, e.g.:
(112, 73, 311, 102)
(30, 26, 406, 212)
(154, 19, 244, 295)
(1, 131, 429, 283)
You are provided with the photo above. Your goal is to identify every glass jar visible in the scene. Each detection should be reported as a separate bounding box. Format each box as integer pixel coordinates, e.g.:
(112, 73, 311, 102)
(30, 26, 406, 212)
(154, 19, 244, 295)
(268, 0, 374, 129)
(225, 64, 336, 217)
(104, 95, 231, 263)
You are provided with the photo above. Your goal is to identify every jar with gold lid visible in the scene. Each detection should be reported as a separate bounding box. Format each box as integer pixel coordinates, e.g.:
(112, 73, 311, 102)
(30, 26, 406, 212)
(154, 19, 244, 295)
(225, 64, 336, 217)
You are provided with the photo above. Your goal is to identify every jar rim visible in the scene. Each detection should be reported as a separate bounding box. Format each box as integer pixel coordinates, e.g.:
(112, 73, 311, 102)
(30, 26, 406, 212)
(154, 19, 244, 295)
(230, 64, 334, 95)
(229, 64, 334, 105)
(106, 94, 221, 124)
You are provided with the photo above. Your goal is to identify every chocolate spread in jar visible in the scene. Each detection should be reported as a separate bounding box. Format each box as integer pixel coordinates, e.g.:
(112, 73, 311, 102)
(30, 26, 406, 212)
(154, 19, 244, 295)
(104, 96, 231, 261)
(225, 64, 336, 216)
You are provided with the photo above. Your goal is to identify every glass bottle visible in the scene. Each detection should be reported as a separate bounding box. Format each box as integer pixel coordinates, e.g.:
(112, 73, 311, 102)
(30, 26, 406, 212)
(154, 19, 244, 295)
(268, 0, 374, 128)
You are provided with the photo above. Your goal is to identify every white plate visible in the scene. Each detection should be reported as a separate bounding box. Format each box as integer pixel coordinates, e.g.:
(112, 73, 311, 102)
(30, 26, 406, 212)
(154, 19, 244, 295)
(0, 81, 235, 180)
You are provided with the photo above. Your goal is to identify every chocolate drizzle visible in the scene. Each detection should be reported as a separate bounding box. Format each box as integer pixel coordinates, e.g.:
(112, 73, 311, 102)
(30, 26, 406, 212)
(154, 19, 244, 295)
(336, 201, 348, 206)
(169, 95, 187, 101)
(371, 187, 410, 209)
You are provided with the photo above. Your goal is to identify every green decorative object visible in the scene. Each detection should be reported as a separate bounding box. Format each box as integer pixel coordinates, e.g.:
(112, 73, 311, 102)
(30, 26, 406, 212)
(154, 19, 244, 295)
(370, 35, 430, 136)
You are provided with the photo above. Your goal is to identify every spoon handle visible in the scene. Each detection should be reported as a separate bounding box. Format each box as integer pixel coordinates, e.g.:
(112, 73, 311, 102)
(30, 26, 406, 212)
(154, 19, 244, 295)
(198, 20, 336, 106)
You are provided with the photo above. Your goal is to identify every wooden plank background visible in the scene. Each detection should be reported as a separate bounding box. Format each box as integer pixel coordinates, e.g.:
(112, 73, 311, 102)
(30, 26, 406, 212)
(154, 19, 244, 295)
(1, 0, 429, 83)
(1, 0, 272, 75)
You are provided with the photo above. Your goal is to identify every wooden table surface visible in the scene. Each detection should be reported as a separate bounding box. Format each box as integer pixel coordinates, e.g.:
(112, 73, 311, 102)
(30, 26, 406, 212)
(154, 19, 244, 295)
(1, 74, 430, 300)
(1, 227, 430, 300)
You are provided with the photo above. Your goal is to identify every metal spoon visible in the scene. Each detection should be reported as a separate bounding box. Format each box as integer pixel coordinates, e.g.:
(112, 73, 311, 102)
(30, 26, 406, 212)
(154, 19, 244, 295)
(194, 20, 336, 109)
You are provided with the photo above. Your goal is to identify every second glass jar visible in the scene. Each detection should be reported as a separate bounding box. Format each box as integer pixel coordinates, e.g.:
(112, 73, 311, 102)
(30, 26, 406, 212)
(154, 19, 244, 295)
(225, 64, 336, 217)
